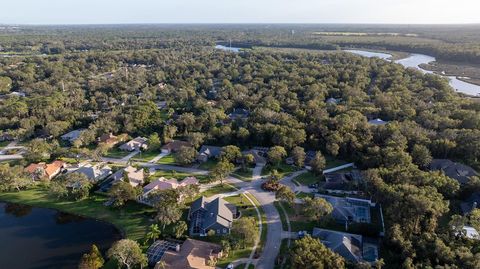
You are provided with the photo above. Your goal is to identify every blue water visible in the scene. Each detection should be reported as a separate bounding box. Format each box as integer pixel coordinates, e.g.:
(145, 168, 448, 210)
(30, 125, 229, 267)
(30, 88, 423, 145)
(0, 202, 121, 269)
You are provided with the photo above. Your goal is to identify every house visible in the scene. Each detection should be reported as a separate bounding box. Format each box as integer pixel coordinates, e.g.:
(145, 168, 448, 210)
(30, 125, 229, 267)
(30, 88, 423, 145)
(461, 192, 480, 215)
(74, 163, 112, 182)
(429, 159, 478, 185)
(156, 101, 167, 109)
(0, 132, 14, 142)
(227, 108, 249, 120)
(24, 160, 66, 180)
(322, 170, 363, 194)
(326, 97, 341, 105)
(242, 148, 267, 165)
(161, 140, 191, 154)
(462, 226, 480, 240)
(99, 165, 145, 192)
(152, 239, 223, 269)
(60, 129, 85, 144)
(315, 194, 374, 224)
(197, 145, 222, 162)
(188, 196, 235, 236)
(119, 137, 148, 152)
(312, 228, 379, 263)
(98, 133, 125, 146)
(139, 176, 199, 205)
(368, 118, 388, 126)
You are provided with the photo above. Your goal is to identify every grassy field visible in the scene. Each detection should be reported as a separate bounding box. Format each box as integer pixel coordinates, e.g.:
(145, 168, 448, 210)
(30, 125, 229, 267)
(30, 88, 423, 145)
(198, 159, 218, 170)
(0, 187, 155, 241)
(294, 172, 320, 186)
(131, 150, 160, 162)
(325, 156, 349, 169)
(231, 168, 253, 181)
(274, 238, 291, 269)
(200, 184, 237, 198)
(148, 169, 210, 184)
(103, 147, 130, 159)
(274, 201, 289, 231)
(244, 192, 267, 255)
(156, 154, 176, 164)
(261, 163, 297, 178)
(0, 140, 11, 148)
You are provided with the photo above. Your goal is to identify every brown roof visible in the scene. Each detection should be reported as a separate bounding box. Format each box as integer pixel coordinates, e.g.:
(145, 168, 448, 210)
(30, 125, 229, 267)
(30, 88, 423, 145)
(25, 160, 65, 179)
(158, 239, 222, 269)
(162, 140, 191, 152)
(99, 133, 119, 145)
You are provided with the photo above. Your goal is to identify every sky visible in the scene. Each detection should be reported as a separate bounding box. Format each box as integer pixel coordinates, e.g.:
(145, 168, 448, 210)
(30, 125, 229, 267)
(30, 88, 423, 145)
(1, 0, 479, 25)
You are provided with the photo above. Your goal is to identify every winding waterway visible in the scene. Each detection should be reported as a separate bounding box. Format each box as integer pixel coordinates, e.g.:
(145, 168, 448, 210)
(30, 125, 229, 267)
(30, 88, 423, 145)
(0, 202, 121, 269)
(346, 49, 480, 96)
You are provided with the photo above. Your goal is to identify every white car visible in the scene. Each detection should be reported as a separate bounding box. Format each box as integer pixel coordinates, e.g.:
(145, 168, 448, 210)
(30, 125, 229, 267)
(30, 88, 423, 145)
(226, 264, 234, 269)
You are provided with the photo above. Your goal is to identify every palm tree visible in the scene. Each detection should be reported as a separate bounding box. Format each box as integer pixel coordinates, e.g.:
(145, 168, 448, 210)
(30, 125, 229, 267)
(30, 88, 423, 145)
(144, 224, 161, 245)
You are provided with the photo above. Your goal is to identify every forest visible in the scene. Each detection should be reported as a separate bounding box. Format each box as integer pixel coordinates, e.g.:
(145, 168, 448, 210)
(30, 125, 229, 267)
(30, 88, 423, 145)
(1, 25, 480, 268)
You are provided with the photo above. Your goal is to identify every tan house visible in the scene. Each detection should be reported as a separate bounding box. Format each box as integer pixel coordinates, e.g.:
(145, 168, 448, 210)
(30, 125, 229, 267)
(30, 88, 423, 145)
(25, 160, 66, 180)
(161, 140, 191, 154)
(139, 176, 199, 205)
(156, 239, 223, 269)
(98, 133, 126, 146)
(119, 137, 148, 151)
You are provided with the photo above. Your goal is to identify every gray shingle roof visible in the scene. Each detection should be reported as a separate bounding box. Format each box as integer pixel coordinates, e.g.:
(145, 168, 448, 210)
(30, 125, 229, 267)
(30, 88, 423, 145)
(430, 159, 478, 185)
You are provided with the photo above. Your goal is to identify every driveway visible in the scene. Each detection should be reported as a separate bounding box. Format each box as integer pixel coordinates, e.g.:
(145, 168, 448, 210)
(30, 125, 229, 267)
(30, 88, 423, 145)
(149, 152, 169, 163)
(101, 150, 140, 164)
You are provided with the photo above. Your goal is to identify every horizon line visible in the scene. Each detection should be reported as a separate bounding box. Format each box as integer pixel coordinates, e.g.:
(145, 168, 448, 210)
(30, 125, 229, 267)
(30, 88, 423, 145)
(1, 22, 480, 26)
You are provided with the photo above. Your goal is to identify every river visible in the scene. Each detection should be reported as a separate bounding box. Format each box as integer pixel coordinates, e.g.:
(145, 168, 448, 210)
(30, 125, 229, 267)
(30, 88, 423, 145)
(346, 49, 480, 96)
(0, 202, 121, 269)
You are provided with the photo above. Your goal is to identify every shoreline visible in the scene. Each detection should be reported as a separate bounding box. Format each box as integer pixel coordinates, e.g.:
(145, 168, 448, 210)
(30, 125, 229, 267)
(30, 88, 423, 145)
(0, 187, 153, 241)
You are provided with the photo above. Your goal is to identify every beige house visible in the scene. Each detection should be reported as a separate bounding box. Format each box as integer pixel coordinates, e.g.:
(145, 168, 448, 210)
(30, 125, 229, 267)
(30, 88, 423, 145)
(156, 239, 223, 269)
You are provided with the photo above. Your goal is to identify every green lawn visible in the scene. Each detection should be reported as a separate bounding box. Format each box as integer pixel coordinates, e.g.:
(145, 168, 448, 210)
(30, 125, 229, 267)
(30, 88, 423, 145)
(274, 201, 289, 231)
(198, 159, 219, 170)
(0, 140, 10, 148)
(200, 184, 237, 198)
(294, 172, 321, 186)
(261, 163, 297, 178)
(103, 147, 130, 159)
(296, 192, 314, 199)
(231, 168, 253, 181)
(131, 150, 160, 162)
(244, 193, 267, 255)
(148, 170, 210, 184)
(0, 187, 155, 241)
(274, 239, 291, 269)
(156, 154, 176, 164)
(325, 156, 349, 169)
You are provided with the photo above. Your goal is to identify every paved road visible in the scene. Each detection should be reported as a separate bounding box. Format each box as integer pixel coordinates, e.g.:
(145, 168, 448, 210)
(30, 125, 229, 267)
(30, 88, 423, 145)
(0, 154, 23, 161)
(244, 179, 282, 269)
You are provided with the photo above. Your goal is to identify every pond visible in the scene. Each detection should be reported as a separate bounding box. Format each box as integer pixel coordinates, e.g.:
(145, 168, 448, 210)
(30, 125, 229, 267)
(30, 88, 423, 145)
(215, 44, 241, 53)
(0, 202, 121, 269)
(346, 49, 480, 96)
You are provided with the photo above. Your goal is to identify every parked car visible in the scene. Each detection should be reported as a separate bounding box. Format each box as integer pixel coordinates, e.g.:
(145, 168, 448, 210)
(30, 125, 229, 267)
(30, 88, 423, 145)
(226, 263, 234, 269)
(308, 183, 318, 189)
(298, 230, 309, 238)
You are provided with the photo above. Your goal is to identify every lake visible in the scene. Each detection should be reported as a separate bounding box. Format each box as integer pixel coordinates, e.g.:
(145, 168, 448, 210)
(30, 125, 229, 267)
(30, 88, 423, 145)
(0, 202, 121, 269)
(215, 44, 241, 53)
(346, 50, 480, 96)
